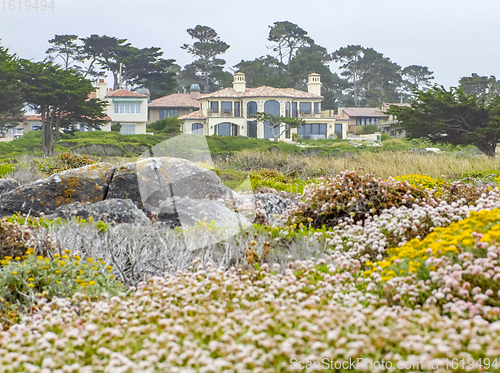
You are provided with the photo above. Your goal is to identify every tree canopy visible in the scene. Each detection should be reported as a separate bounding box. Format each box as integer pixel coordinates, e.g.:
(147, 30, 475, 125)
(181, 25, 230, 93)
(386, 85, 500, 157)
(268, 21, 312, 70)
(46, 34, 177, 98)
(20, 61, 107, 156)
(0, 45, 24, 129)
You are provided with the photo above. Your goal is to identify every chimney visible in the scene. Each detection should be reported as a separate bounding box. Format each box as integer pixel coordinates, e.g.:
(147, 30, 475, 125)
(307, 73, 322, 96)
(96, 79, 107, 99)
(233, 72, 246, 93)
(190, 84, 201, 99)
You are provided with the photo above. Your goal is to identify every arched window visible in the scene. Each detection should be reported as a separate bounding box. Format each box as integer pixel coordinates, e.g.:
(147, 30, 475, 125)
(264, 100, 280, 139)
(192, 123, 203, 134)
(247, 101, 257, 117)
(214, 122, 238, 136)
(264, 100, 280, 116)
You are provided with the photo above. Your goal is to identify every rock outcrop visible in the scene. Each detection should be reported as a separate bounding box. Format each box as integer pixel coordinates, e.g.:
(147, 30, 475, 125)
(0, 179, 20, 195)
(0, 163, 115, 216)
(0, 158, 250, 229)
(49, 199, 150, 225)
(107, 158, 233, 214)
(158, 196, 250, 228)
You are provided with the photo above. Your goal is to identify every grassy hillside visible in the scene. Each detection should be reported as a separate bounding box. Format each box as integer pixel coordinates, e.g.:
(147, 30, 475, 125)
(0, 130, 488, 164)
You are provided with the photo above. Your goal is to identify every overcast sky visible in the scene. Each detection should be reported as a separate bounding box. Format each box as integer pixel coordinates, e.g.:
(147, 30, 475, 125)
(0, 0, 498, 88)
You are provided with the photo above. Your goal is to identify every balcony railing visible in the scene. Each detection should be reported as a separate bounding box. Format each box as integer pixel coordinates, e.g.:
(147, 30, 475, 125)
(208, 109, 241, 117)
(298, 112, 320, 118)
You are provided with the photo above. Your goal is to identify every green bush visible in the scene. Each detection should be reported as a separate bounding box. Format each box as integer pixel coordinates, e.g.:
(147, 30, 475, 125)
(0, 247, 124, 324)
(215, 167, 251, 191)
(0, 163, 14, 177)
(249, 169, 309, 194)
(36, 152, 97, 175)
(147, 118, 182, 136)
(111, 123, 122, 132)
(355, 124, 378, 135)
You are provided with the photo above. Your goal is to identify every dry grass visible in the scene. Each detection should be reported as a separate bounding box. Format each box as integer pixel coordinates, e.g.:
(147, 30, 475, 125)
(221, 149, 500, 179)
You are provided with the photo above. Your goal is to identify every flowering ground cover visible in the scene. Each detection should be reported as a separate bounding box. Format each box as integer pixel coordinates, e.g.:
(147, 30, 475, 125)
(2, 170, 500, 371)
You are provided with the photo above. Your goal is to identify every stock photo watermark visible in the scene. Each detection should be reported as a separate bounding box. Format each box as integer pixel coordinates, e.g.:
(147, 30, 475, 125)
(290, 357, 499, 371)
(1, 0, 54, 11)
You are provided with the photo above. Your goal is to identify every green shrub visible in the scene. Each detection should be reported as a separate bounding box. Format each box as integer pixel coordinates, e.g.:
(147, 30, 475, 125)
(147, 118, 182, 136)
(111, 123, 122, 132)
(248, 169, 309, 194)
(355, 124, 378, 135)
(36, 152, 97, 175)
(0, 163, 14, 177)
(0, 248, 124, 324)
(215, 167, 251, 191)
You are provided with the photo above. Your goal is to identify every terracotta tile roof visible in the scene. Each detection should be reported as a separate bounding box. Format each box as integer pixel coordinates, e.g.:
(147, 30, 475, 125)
(342, 107, 389, 118)
(88, 92, 97, 99)
(106, 89, 148, 98)
(24, 115, 42, 121)
(199, 86, 322, 99)
(23, 114, 111, 123)
(149, 93, 200, 108)
(178, 110, 206, 120)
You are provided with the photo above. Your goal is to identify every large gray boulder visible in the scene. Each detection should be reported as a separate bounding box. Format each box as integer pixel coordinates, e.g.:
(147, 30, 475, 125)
(0, 179, 20, 195)
(49, 199, 150, 224)
(158, 196, 251, 246)
(106, 158, 233, 214)
(0, 163, 115, 216)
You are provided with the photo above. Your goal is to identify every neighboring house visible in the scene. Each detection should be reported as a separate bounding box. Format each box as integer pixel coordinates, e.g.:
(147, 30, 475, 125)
(94, 79, 149, 135)
(337, 102, 410, 138)
(0, 125, 23, 141)
(179, 73, 344, 141)
(148, 85, 201, 124)
(378, 103, 410, 139)
(337, 107, 389, 133)
(0, 114, 43, 142)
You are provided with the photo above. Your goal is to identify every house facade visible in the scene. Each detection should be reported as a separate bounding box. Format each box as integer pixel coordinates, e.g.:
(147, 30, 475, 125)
(148, 85, 201, 124)
(179, 73, 345, 141)
(337, 107, 389, 133)
(95, 79, 149, 135)
(337, 103, 410, 137)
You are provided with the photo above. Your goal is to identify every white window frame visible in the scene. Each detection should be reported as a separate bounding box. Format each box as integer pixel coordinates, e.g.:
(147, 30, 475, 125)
(120, 123, 136, 135)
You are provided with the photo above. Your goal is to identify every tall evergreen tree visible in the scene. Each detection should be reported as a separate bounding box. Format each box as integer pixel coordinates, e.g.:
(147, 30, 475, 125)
(268, 21, 312, 70)
(387, 86, 500, 157)
(20, 61, 107, 156)
(0, 45, 24, 129)
(181, 25, 230, 93)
